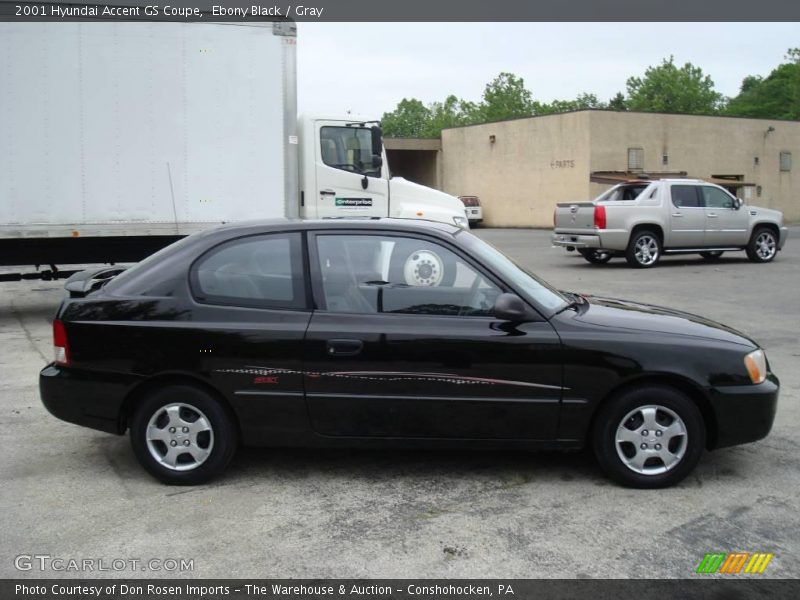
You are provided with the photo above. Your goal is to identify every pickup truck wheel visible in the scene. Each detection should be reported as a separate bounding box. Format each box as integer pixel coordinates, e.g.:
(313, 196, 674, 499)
(578, 249, 612, 264)
(746, 228, 777, 263)
(592, 386, 705, 488)
(130, 385, 238, 485)
(625, 230, 661, 268)
(699, 251, 724, 260)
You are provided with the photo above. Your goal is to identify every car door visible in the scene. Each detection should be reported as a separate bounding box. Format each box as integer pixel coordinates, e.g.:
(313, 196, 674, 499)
(313, 120, 389, 218)
(700, 185, 750, 246)
(302, 231, 563, 440)
(189, 232, 312, 442)
(668, 184, 705, 248)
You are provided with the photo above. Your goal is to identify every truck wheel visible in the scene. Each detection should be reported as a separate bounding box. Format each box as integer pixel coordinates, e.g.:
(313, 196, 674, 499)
(625, 230, 661, 268)
(699, 251, 724, 260)
(130, 385, 238, 485)
(592, 385, 705, 488)
(389, 241, 457, 286)
(745, 228, 777, 263)
(578, 249, 612, 264)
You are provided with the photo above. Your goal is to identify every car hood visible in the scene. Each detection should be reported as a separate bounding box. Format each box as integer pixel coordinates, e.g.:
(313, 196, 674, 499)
(571, 295, 757, 348)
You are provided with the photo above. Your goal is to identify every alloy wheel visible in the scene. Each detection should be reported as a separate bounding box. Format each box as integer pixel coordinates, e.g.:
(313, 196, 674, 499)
(755, 232, 776, 260)
(615, 405, 687, 475)
(634, 235, 659, 266)
(145, 402, 215, 471)
(403, 249, 445, 286)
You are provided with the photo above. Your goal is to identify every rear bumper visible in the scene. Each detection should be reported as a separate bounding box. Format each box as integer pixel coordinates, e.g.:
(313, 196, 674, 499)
(552, 232, 601, 249)
(552, 229, 629, 251)
(708, 374, 779, 449)
(39, 364, 136, 435)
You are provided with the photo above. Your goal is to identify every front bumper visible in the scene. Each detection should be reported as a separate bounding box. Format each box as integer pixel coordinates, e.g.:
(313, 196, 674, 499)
(39, 364, 137, 435)
(778, 226, 788, 250)
(708, 373, 779, 449)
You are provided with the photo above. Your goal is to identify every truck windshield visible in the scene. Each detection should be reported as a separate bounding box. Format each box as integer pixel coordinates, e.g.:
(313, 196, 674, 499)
(458, 232, 568, 314)
(320, 126, 380, 176)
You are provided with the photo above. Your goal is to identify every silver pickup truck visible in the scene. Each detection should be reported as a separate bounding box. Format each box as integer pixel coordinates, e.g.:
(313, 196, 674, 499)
(553, 179, 788, 268)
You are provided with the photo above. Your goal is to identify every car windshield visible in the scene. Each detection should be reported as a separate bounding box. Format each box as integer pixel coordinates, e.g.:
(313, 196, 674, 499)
(457, 232, 568, 313)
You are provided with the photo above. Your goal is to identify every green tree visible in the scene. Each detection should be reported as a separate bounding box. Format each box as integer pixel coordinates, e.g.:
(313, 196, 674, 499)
(608, 91, 628, 111)
(726, 48, 800, 120)
(381, 98, 432, 138)
(478, 72, 534, 122)
(626, 56, 724, 114)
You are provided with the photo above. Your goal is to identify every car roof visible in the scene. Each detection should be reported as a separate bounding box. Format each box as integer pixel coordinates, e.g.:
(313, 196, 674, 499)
(204, 217, 461, 239)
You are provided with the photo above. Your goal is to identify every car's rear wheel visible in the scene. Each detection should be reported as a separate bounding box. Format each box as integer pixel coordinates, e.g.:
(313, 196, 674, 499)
(578, 249, 613, 264)
(746, 228, 777, 263)
(592, 385, 705, 488)
(699, 251, 724, 260)
(625, 230, 662, 268)
(130, 385, 237, 485)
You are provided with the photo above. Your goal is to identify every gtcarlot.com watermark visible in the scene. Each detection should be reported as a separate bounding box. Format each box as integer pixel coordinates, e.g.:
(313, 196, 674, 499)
(14, 554, 194, 573)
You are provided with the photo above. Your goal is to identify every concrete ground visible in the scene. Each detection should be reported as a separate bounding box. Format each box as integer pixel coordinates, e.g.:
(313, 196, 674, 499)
(1, 228, 798, 579)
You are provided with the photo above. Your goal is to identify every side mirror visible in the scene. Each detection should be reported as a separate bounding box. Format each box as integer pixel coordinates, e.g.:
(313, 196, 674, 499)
(371, 125, 383, 156)
(733, 197, 743, 210)
(493, 293, 531, 322)
(372, 154, 383, 170)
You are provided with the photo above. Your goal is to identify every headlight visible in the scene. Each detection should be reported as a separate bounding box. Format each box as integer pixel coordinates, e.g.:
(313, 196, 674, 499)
(453, 216, 469, 229)
(744, 349, 767, 384)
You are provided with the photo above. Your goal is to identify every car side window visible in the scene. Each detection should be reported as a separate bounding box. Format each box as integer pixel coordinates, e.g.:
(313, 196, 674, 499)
(191, 233, 306, 309)
(315, 234, 502, 317)
(701, 186, 735, 209)
(671, 185, 701, 208)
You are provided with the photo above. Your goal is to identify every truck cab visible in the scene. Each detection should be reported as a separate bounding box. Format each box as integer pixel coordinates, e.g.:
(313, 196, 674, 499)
(298, 114, 469, 229)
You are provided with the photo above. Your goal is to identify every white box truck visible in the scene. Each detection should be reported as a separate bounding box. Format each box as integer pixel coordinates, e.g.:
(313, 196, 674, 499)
(0, 19, 468, 279)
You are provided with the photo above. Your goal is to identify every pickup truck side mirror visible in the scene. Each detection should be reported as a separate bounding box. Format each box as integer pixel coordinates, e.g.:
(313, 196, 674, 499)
(371, 154, 383, 170)
(371, 125, 383, 155)
(493, 293, 532, 322)
(733, 197, 743, 210)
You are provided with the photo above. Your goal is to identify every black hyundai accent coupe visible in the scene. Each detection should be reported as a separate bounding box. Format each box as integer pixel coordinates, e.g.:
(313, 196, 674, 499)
(40, 219, 779, 487)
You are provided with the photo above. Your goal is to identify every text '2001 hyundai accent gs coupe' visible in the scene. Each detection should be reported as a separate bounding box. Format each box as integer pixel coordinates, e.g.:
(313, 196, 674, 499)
(40, 219, 779, 487)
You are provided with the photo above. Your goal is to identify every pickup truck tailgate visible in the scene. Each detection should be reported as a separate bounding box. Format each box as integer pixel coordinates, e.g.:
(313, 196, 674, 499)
(555, 202, 596, 232)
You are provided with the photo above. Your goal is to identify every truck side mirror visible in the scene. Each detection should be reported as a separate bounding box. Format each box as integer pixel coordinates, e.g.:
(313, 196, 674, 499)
(372, 154, 383, 170)
(371, 125, 383, 155)
(734, 197, 743, 210)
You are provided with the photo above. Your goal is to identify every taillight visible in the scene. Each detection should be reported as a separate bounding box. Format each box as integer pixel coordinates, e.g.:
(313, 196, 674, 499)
(594, 205, 607, 229)
(553, 207, 557, 228)
(53, 319, 70, 365)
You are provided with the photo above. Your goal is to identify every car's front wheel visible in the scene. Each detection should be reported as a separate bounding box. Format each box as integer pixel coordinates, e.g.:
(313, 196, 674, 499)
(578, 249, 613, 264)
(746, 227, 778, 263)
(592, 385, 705, 488)
(130, 385, 238, 485)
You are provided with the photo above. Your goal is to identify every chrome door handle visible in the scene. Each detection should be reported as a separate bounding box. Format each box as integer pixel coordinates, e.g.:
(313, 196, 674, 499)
(671, 213, 683, 217)
(707, 213, 718, 218)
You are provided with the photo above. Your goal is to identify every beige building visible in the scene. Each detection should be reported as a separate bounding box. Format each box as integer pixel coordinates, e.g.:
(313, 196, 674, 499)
(398, 110, 799, 227)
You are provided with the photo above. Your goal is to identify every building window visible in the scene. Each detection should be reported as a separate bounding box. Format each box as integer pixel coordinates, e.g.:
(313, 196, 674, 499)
(628, 147, 644, 171)
(780, 151, 791, 172)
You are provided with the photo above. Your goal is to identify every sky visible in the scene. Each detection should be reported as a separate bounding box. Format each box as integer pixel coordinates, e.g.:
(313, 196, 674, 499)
(296, 22, 799, 117)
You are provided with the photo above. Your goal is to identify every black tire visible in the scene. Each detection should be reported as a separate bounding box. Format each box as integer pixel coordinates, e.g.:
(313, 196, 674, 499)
(699, 251, 724, 260)
(578, 249, 613, 264)
(592, 385, 705, 488)
(745, 227, 778, 263)
(625, 230, 662, 268)
(388, 240, 457, 286)
(130, 385, 238, 485)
